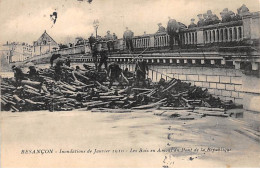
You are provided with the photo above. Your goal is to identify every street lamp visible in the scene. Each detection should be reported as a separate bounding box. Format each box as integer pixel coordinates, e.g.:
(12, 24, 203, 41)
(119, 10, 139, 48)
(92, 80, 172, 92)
(93, 19, 99, 38)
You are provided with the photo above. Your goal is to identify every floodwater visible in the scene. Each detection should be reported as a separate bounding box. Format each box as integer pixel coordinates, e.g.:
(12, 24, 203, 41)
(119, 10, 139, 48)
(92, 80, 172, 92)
(1, 64, 260, 167)
(0, 110, 259, 168)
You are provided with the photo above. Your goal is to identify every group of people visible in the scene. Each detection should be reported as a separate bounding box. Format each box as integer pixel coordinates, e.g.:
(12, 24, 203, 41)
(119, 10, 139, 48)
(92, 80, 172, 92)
(189, 4, 250, 28)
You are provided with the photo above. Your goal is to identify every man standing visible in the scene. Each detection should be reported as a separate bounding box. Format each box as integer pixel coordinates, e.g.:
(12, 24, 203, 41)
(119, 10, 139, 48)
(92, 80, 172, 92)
(50, 53, 61, 67)
(12, 65, 25, 86)
(135, 57, 148, 87)
(98, 47, 108, 71)
(197, 14, 205, 27)
(105, 30, 114, 53)
(220, 8, 232, 23)
(112, 33, 118, 51)
(123, 27, 134, 52)
(167, 17, 180, 49)
(108, 62, 122, 88)
(65, 56, 71, 67)
(188, 18, 197, 29)
(88, 33, 96, 51)
(92, 43, 98, 70)
(157, 23, 166, 33)
(28, 66, 39, 80)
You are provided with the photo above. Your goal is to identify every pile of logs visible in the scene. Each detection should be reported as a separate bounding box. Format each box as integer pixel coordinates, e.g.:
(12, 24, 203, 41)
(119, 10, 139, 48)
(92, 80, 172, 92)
(1, 65, 242, 116)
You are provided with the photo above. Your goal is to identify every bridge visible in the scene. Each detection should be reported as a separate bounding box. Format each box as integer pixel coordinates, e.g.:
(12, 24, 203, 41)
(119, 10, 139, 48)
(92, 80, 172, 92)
(23, 11, 260, 112)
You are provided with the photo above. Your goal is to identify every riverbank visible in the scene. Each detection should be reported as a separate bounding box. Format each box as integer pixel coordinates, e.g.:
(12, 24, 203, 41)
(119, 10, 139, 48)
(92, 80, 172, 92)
(0, 109, 259, 167)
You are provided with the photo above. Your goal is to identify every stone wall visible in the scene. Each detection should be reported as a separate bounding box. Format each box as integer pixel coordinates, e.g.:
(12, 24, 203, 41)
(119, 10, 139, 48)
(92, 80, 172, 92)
(120, 63, 260, 111)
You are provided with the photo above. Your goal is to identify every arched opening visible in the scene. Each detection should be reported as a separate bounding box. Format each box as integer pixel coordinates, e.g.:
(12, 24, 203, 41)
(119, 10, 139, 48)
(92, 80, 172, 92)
(213, 30, 216, 42)
(204, 31, 208, 43)
(234, 28, 237, 40)
(238, 27, 242, 39)
(209, 31, 212, 43)
(224, 29, 228, 42)
(229, 28, 233, 41)
(216, 30, 219, 42)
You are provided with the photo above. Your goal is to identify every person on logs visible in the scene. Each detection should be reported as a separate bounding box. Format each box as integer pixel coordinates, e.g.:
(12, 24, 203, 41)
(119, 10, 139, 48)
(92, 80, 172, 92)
(135, 56, 148, 87)
(12, 65, 26, 86)
(98, 47, 108, 71)
(92, 43, 99, 70)
(65, 56, 71, 67)
(50, 53, 61, 67)
(28, 66, 39, 80)
(167, 17, 181, 49)
(108, 62, 124, 88)
(88, 33, 96, 51)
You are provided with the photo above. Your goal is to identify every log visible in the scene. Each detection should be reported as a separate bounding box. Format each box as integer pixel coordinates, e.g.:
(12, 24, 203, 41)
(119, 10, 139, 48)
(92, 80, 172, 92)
(91, 108, 132, 113)
(95, 81, 110, 92)
(11, 105, 19, 112)
(24, 89, 42, 96)
(162, 81, 178, 93)
(13, 95, 24, 103)
(118, 86, 131, 94)
(132, 98, 167, 109)
(193, 110, 229, 117)
(88, 101, 111, 108)
(159, 107, 193, 110)
(21, 80, 41, 87)
(99, 95, 124, 99)
(24, 85, 39, 92)
(60, 90, 75, 95)
(132, 88, 152, 92)
(41, 85, 50, 94)
(99, 92, 114, 96)
(1, 97, 16, 105)
(194, 107, 225, 112)
(81, 101, 103, 107)
(24, 99, 45, 105)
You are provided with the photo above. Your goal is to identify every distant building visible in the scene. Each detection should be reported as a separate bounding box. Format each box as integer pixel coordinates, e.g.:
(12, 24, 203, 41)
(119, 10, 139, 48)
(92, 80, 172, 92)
(1, 42, 33, 62)
(33, 30, 58, 56)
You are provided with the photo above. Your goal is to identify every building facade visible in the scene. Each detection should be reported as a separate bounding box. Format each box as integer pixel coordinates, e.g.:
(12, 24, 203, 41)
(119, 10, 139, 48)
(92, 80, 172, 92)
(33, 30, 58, 56)
(0, 42, 33, 63)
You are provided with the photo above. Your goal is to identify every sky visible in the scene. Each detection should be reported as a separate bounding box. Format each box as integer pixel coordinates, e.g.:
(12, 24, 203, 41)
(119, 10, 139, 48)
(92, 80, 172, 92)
(0, 0, 259, 45)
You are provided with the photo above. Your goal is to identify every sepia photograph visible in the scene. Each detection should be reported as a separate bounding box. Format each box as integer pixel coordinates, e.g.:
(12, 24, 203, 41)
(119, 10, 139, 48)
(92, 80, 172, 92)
(0, 0, 260, 168)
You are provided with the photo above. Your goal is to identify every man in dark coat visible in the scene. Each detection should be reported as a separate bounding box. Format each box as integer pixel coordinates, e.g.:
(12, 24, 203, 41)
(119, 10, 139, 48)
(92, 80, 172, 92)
(108, 62, 122, 88)
(28, 66, 39, 80)
(12, 65, 25, 85)
(167, 17, 181, 49)
(92, 43, 98, 70)
(123, 27, 134, 52)
(98, 48, 108, 71)
(65, 57, 71, 67)
(88, 33, 96, 51)
(188, 18, 197, 28)
(105, 30, 114, 53)
(135, 57, 148, 87)
(197, 14, 205, 27)
(50, 53, 61, 67)
(157, 23, 166, 33)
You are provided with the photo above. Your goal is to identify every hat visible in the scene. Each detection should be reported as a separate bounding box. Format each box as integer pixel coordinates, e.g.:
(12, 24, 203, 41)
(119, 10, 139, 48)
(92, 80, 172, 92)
(191, 18, 195, 21)
(223, 8, 228, 12)
(207, 10, 212, 14)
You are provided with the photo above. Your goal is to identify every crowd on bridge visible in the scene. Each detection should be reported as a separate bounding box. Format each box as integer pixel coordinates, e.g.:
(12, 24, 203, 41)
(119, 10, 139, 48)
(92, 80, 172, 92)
(84, 4, 250, 52)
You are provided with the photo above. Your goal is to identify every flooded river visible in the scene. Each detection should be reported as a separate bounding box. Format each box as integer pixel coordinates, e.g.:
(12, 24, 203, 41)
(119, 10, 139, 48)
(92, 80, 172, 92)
(0, 110, 259, 167)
